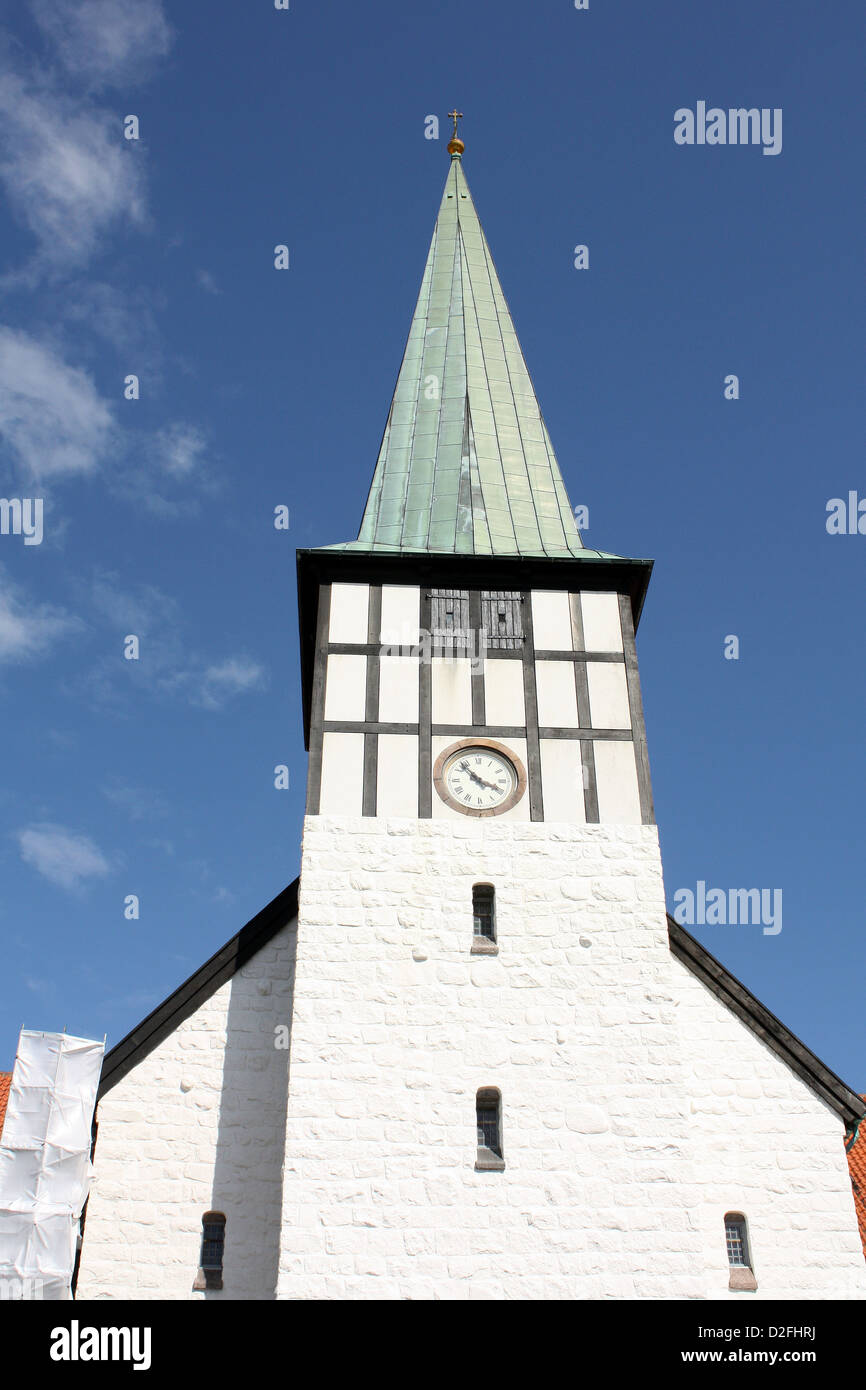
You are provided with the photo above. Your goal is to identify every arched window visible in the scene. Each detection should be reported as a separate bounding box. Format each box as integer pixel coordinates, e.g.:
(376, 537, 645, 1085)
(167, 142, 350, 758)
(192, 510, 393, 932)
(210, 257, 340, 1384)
(199, 1211, 226, 1290)
(472, 884, 496, 951)
(724, 1212, 757, 1291)
(475, 1088, 504, 1170)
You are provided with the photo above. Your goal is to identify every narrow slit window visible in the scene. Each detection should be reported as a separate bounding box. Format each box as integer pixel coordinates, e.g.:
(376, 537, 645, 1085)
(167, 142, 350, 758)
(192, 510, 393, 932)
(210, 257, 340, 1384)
(475, 1088, 504, 1170)
(473, 884, 496, 941)
(725, 1215, 748, 1267)
(199, 1211, 226, 1290)
(724, 1212, 757, 1291)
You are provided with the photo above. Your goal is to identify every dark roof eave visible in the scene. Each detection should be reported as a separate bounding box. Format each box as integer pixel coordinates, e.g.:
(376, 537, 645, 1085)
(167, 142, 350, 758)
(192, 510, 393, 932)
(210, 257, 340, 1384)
(97, 879, 299, 1100)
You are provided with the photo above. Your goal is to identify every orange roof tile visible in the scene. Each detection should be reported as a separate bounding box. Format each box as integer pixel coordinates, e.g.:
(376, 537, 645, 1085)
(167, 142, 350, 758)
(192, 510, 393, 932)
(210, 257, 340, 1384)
(0, 1073, 10, 1143)
(846, 1099, 866, 1259)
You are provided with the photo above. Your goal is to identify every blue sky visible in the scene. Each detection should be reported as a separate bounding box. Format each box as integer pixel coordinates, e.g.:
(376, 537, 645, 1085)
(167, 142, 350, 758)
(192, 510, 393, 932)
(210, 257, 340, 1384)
(0, 0, 863, 1089)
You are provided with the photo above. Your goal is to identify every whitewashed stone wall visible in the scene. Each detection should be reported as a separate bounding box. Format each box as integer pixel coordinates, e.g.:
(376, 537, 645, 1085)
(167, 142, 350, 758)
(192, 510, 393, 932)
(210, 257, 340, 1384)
(76, 921, 296, 1301)
(670, 953, 866, 1299)
(279, 816, 866, 1300)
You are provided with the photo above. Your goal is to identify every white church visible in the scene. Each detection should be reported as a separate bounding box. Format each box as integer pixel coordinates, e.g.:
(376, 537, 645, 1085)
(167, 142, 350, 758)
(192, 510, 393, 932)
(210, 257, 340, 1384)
(74, 129, 866, 1301)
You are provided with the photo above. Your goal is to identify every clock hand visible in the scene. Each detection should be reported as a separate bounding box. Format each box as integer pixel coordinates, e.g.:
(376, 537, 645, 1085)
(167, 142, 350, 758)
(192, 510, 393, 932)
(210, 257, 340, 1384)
(467, 769, 500, 792)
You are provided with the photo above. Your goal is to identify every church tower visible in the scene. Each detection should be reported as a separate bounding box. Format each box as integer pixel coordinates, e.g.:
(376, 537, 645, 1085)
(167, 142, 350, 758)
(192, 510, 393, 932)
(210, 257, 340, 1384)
(73, 125, 866, 1304)
(280, 128, 691, 1299)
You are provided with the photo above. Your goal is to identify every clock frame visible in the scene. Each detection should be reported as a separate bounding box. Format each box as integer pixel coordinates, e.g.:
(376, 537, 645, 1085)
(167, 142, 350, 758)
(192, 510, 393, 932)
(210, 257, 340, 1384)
(432, 737, 527, 818)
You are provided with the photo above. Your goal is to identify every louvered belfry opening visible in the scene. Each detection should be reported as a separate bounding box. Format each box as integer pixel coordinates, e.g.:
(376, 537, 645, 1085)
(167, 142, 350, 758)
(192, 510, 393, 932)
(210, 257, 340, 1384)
(481, 591, 523, 648)
(431, 588, 470, 653)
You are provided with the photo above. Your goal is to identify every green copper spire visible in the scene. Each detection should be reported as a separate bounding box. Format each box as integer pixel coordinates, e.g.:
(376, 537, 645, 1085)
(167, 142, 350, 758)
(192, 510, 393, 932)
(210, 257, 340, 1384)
(337, 136, 594, 558)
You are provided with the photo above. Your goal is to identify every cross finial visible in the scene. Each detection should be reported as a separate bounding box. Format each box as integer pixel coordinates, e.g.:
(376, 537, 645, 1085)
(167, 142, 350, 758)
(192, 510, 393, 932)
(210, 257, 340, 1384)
(447, 109, 465, 157)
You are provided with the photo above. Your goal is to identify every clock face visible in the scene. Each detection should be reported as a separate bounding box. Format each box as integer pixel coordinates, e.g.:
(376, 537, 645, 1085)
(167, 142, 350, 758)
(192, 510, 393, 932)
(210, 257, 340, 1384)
(433, 739, 526, 817)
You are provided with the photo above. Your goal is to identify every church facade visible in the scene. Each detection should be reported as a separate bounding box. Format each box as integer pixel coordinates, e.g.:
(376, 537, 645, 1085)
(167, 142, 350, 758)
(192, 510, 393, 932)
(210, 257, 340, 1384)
(75, 133, 866, 1301)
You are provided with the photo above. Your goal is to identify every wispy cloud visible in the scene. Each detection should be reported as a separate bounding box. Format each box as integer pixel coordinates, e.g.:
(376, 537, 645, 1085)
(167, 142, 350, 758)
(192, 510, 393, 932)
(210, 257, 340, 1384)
(195, 269, 221, 296)
(102, 779, 170, 821)
(29, 0, 173, 88)
(0, 326, 114, 481)
(16, 822, 111, 890)
(108, 420, 219, 518)
(25, 975, 56, 1000)
(72, 573, 267, 712)
(154, 422, 207, 480)
(0, 2, 172, 281)
(0, 568, 83, 664)
(0, 71, 147, 276)
(195, 657, 267, 710)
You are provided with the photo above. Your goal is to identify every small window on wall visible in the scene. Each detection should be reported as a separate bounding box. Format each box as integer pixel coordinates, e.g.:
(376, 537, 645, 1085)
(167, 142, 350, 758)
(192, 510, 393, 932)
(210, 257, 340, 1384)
(724, 1212, 757, 1291)
(472, 884, 496, 950)
(475, 1088, 505, 1170)
(196, 1211, 226, 1291)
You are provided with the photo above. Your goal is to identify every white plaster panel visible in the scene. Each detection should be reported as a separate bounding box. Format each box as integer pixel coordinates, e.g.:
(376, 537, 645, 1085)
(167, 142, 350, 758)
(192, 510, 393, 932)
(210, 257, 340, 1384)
(586, 663, 632, 730)
(431, 736, 529, 822)
(580, 592, 623, 652)
(530, 590, 573, 651)
(593, 739, 642, 824)
(483, 659, 525, 727)
(319, 732, 365, 815)
(328, 584, 370, 644)
(539, 739, 586, 823)
(323, 654, 367, 723)
(380, 586, 420, 647)
(535, 661, 579, 728)
(377, 735, 419, 818)
(669, 952, 866, 1300)
(378, 657, 419, 724)
(76, 921, 297, 1301)
(431, 658, 473, 726)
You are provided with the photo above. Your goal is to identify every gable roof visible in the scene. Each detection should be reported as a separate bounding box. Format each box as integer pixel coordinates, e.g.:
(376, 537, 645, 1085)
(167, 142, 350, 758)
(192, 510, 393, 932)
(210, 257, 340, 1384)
(98, 879, 298, 1100)
(93, 879, 862, 1133)
(669, 915, 865, 1128)
(845, 1104, 866, 1257)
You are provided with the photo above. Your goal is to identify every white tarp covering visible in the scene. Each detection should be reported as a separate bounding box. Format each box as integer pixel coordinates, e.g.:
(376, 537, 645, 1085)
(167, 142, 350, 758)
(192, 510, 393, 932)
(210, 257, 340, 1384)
(0, 1030, 104, 1301)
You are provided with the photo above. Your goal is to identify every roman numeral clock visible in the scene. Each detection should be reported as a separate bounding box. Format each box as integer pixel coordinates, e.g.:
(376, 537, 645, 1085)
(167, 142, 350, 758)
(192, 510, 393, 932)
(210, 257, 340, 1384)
(433, 739, 527, 817)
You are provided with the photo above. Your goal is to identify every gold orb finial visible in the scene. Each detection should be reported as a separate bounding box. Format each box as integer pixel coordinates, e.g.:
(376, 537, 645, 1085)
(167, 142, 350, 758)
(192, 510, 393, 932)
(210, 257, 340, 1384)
(447, 109, 464, 157)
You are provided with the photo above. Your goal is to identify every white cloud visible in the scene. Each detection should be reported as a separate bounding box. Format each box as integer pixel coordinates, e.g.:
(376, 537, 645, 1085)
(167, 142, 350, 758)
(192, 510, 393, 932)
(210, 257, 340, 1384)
(0, 570, 82, 663)
(88, 570, 178, 636)
(0, 71, 147, 271)
(17, 822, 111, 890)
(0, 325, 114, 480)
(196, 269, 221, 296)
(196, 657, 267, 710)
(102, 780, 169, 821)
(155, 423, 207, 479)
(29, 0, 172, 88)
(72, 574, 266, 712)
